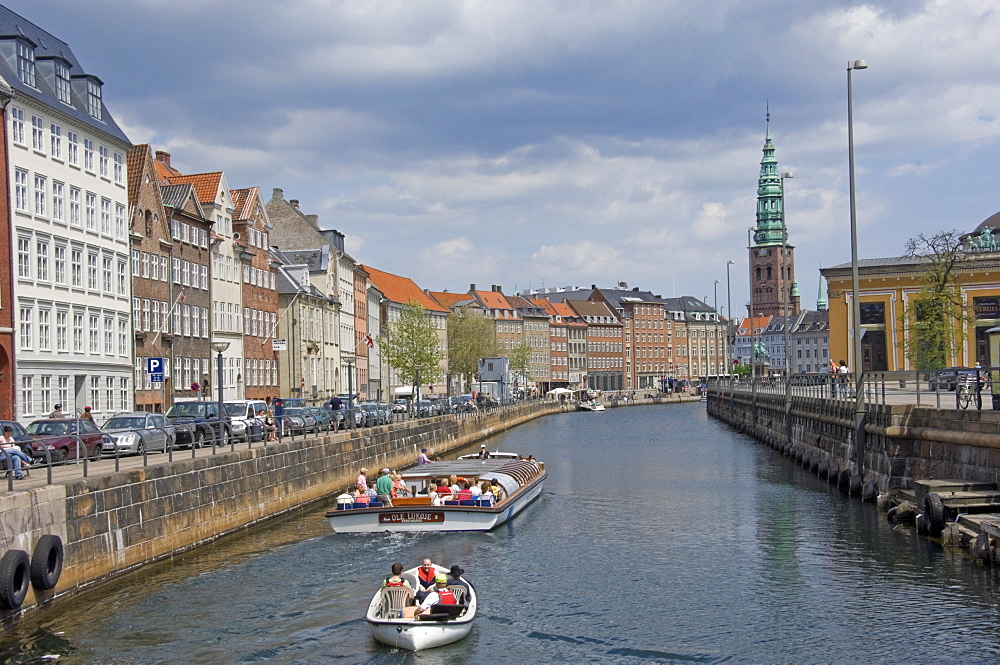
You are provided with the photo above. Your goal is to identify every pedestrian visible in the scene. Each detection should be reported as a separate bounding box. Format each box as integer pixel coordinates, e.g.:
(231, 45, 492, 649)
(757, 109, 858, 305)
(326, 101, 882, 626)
(80, 406, 94, 422)
(49, 403, 66, 418)
(838, 360, 850, 396)
(828, 358, 838, 398)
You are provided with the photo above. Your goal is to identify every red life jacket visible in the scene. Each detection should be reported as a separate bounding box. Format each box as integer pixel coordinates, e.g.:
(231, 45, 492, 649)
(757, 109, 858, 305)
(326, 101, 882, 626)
(418, 566, 437, 587)
(384, 577, 405, 587)
(436, 588, 457, 605)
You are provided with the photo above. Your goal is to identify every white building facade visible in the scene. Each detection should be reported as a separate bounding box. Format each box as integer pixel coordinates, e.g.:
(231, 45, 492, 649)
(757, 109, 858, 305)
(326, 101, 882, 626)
(3, 11, 134, 420)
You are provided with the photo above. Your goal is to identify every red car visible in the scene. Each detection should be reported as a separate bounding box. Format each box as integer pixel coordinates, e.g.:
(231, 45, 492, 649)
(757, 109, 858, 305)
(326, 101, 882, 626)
(26, 418, 107, 463)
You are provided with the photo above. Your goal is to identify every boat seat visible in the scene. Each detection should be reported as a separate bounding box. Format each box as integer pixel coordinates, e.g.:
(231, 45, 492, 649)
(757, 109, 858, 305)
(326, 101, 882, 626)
(400, 572, 418, 590)
(459, 500, 476, 506)
(380, 586, 414, 619)
(336, 503, 353, 510)
(446, 584, 468, 605)
(444, 500, 459, 506)
(369, 501, 383, 507)
(352, 502, 367, 509)
(477, 499, 493, 507)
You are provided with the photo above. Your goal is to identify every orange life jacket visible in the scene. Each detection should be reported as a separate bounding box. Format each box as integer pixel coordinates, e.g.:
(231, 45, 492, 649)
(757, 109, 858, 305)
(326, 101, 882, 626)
(436, 588, 457, 605)
(385, 577, 406, 587)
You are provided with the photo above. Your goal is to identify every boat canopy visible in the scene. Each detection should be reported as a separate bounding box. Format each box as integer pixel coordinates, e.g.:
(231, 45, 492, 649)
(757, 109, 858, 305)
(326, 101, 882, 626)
(480, 460, 542, 496)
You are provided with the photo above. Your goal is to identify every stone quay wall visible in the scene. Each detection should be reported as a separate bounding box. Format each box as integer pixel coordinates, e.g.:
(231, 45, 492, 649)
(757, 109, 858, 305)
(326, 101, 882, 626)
(1, 401, 562, 617)
(708, 388, 1000, 493)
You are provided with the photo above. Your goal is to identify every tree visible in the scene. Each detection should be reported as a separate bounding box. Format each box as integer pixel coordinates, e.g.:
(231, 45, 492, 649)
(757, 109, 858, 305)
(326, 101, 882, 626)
(378, 300, 446, 387)
(447, 306, 497, 392)
(509, 340, 532, 387)
(897, 230, 971, 370)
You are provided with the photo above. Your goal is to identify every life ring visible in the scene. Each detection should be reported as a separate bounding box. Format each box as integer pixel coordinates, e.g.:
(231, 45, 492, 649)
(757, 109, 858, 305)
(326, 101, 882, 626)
(30, 535, 63, 590)
(0, 550, 30, 610)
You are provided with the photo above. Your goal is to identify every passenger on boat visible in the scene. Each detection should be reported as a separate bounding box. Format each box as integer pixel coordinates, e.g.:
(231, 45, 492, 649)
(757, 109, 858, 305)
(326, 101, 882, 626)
(415, 559, 438, 601)
(413, 574, 460, 619)
(432, 479, 452, 506)
(392, 473, 410, 498)
(479, 482, 494, 502)
(478, 443, 489, 459)
(382, 563, 414, 593)
(417, 448, 433, 465)
(469, 482, 482, 498)
(446, 565, 469, 592)
(375, 468, 394, 507)
(449, 474, 460, 494)
(335, 491, 353, 508)
(353, 486, 370, 504)
(489, 478, 505, 501)
(364, 484, 378, 502)
(357, 468, 368, 490)
(456, 482, 473, 501)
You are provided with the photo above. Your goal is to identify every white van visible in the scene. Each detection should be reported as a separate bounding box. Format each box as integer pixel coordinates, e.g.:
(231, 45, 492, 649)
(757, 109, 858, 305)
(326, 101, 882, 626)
(223, 400, 268, 443)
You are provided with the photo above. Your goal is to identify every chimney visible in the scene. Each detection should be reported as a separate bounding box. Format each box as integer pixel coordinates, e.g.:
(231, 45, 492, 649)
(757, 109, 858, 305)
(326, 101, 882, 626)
(633, 287, 639, 291)
(290, 199, 299, 209)
(306, 214, 319, 229)
(154, 150, 171, 167)
(272, 187, 283, 201)
(469, 283, 476, 292)
(591, 284, 597, 290)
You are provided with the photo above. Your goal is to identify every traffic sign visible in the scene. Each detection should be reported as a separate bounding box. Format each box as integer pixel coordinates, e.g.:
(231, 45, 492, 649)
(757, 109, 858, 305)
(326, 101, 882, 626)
(147, 357, 164, 383)
(191, 382, 200, 393)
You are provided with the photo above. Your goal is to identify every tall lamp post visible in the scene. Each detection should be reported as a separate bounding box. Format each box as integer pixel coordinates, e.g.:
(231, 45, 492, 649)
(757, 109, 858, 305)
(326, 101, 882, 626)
(211, 341, 230, 444)
(848, 58, 868, 477)
(726, 259, 735, 376)
(714, 279, 721, 377)
(780, 171, 794, 378)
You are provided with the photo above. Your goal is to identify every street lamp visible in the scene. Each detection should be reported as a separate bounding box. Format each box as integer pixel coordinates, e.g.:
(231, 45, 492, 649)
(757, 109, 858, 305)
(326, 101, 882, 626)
(210, 340, 230, 445)
(848, 59, 866, 386)
(726, 259, 735, 376)
(780, 171, 794, 378)
(714, 279, 721, 377)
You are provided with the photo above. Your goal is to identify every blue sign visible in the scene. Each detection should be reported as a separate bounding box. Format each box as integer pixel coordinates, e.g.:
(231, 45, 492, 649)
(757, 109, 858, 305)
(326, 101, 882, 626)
(147, 357, 164, 384)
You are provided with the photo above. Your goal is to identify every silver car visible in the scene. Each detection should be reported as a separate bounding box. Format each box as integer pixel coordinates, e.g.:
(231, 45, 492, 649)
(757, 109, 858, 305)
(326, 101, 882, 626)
(281, 407, 317, 435)
(102, 412, 176, 455)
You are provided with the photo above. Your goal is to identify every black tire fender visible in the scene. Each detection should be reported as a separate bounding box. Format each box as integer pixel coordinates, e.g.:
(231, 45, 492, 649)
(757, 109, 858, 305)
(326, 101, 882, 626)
(30, 535, 63, 590)
(925, 492, 946, 538)
(0, 549, 30, 609)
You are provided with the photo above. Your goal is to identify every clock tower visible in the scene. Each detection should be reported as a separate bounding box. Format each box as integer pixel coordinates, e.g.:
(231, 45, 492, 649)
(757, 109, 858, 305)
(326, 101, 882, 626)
(750, 113, 799, 318)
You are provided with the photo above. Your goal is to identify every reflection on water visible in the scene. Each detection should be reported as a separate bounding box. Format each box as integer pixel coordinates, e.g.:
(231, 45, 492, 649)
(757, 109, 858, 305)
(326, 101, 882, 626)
(3, 403, 1000, 664)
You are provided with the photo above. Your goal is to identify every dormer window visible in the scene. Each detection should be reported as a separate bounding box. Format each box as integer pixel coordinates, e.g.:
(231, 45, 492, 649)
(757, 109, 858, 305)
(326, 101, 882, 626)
(86, 79, 102, 120)
(16, 41, 35, 87)
(54, 61, 71, 104)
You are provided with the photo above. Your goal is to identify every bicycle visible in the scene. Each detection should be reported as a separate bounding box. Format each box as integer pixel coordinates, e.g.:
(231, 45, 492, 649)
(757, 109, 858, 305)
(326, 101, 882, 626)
(956, 378, 982, 410)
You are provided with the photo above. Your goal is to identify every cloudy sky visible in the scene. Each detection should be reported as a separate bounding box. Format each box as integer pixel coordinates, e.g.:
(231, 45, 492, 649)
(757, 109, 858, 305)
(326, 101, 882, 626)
(10, 0, 1000, 316)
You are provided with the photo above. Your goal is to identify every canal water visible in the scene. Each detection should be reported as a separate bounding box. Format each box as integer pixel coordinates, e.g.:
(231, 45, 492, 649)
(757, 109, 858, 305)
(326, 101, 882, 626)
(4, 403, 1000, 664)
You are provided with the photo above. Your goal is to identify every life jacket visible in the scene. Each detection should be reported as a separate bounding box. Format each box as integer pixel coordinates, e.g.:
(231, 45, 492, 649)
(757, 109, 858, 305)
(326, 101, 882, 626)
(418, 566, 437, 588)
(384, 577, 405, 587)
(436, 588, 457, 605)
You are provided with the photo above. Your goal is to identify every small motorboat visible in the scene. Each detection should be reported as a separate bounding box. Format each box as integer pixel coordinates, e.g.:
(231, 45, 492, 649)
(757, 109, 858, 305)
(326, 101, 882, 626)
(366, 565, 477, 651)
(577, 401, 605, 411)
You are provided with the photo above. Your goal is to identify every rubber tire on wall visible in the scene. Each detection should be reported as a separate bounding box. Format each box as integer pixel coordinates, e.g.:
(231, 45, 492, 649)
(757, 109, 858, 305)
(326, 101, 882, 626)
(30, 535, 63, 590)
(0, 549, 30, 610)
(924, 493, 946, 538)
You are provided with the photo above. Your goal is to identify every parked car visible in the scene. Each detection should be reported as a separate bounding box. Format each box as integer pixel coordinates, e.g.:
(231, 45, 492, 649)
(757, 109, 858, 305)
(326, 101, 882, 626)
(224, 400, 268, 443)
(26, 418, 108, 463)
(375, 402, 394, 423)
(928, 367, 988, 391)
(358, 402, 384, 426)
(165, 401, 232, 447)
(414, 400, 436, 417)
(281, 407, 317, 435)
(0, 420, 32, 455)
(102, 412, 176, 456)
(391, 399, 408, 413)
(307, 406, 335, 432)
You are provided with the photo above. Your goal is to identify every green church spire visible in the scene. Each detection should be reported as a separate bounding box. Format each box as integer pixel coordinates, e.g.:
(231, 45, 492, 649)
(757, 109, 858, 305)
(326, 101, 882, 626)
(816, 271, 828, 311)
(752, 108, 790, 248)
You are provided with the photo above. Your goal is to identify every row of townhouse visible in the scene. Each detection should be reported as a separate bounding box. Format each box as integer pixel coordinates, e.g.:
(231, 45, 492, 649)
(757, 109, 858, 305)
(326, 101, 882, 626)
(732, 310, 831, 376)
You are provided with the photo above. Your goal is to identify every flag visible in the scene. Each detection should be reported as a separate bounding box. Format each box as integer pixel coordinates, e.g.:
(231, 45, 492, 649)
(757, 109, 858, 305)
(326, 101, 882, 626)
(179, 289, 186, 303)
(362, 332, 374, 348)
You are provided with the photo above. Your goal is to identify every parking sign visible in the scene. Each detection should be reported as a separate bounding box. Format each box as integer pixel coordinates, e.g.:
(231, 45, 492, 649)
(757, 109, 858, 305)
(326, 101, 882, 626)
(147, 357, 164, 383)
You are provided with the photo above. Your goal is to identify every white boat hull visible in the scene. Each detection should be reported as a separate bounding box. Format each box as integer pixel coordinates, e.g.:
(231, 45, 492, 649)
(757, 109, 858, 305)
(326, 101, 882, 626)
(369, 618, 473, 651)
(327, 474, 545, 533)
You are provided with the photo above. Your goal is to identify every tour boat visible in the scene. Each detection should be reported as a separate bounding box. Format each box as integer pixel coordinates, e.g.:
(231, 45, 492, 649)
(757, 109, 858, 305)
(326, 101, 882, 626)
(456, 449, 519, 460)
(366, 564, 477, 651)
(577, 401, 605, 411)
(325, 458, 545, 533)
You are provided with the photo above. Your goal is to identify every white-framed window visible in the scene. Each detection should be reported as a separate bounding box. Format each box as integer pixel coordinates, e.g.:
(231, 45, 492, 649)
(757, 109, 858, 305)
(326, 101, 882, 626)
(181, 223, 189, 244)
(34, 174, 47, 217)
(17, 236, 30, 278)
(151, 300, 160, 333)
(14, 169, 28, 211)
(87, 252, 98, 290)
(201, 308, 208, 338)
(90, 376, 100, 411)
(117, 259, 127, 295)
(115, 203, 126, 238)
(87, 80, 102, 120)
(183, 304, 191, 336)
(20, 376, 33, 418)
(113, 151, 124, 184)
(19, 305, 33, 350)
(58, 376, 69, 410)
(182, 260, 190, 286)
(171, 219, 180, 240)
(141, 252, 149, 278)
(100, 198, 111, 235)
(52, 181, 64, 222)
(56, 310, 67, 352)
(200, 265, 208, 290)
(132, 249, 140, 275)
(99, 145, 109, 178)
(120, 378, 130, 410)
(50, 123, 62, 159)
(89, 314, 99, 353)
(67, 131, 78, 166)
(173, 306, 181, 337)
(102, 256, 113, 294)
(142, 299, 150, 331)
(85, 192, 96, 230)
(54, 245, 66, 284)
(55, 61, 71, 104)
(105, 376, 114, 412)
(191, 306, 199, 337)
(16, 41, 35, 87)
(69, 187, 81, 226)
(38, 307, 50, 351)
(35, 239, 49, 281)
(172, 257, 180, 285)
(10, 106, 24, 145)
(31, 115, 44, 151)
(161, 257, 168, 282)
(133, 298, 142, 331)
(200, 229, 208, 248)
(104, 316, 114, 355)
(71, 248, 83, 287)
(72, 312, 83, 352)
(83, 139, 94, 171)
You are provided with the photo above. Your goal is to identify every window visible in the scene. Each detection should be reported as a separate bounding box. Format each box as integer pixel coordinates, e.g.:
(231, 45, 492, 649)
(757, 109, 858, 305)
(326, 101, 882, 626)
(71, 248, 83, 287)
(171, 219, 180, 240)
(118, 260, 127, 295)
(20, 376, 33, 417)
(67, 131, 78, 166)
(104, 316, 114, 355)
(17, 237, 30, 278)
(141, 252, 149, 278)
(120, 378, 129, 410)
(31, 115, 43, 151)
(182, 260, 190, 286)
(142, 299, 150, 331)
(83, 139, 94, 171)
(172, 258, 180, 284)
(183, 304, 191, 336)
(69, 187, 81, 226)
(201, 308, 208, 338)
(173, 306, 181, 337)
(115, 203, 126, 238)
(10, 106, 24, 145)
(201, 265, 208, 289)
(87, 80, 103, 120)
(101, 198, 111, 235)
(36, 239, 49, 281)
(54, 245, 66, 284)
(52, 181, 64, 221)
(54, 61, 72, 104)
(87, 252, 98, 290)
(200, 229, 208, 248)
(19, 305, 32, 349)
(85, 192, 96, 230)
(90, 376, 100, 411)
(89, 314, 99, 353)
(50, 123, 62, 159)
(73, 312, 83, 352)
(113, 152, 124, 185)
(103, 256, 113, 294)
(56, 310, 67, 351)
(181, 223, 189, 244)
(34, 174, 46, 216)
(99, 145, 109, 178)
(151, 300, 159, 333)
(38, 308, 50, 351)
(161, 257, 168, 282)
(14, 169, 28, 211)
(16, 42, 35, 87)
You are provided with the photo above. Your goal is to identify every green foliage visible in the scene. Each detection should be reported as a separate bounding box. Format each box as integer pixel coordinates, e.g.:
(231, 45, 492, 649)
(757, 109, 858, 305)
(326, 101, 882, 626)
(509, 340, 532, 382)
(447, 307, 497, 391)
(377, 300, 445, 386)
(732, 363, 751, 377)
(897, 230, 970, 370)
